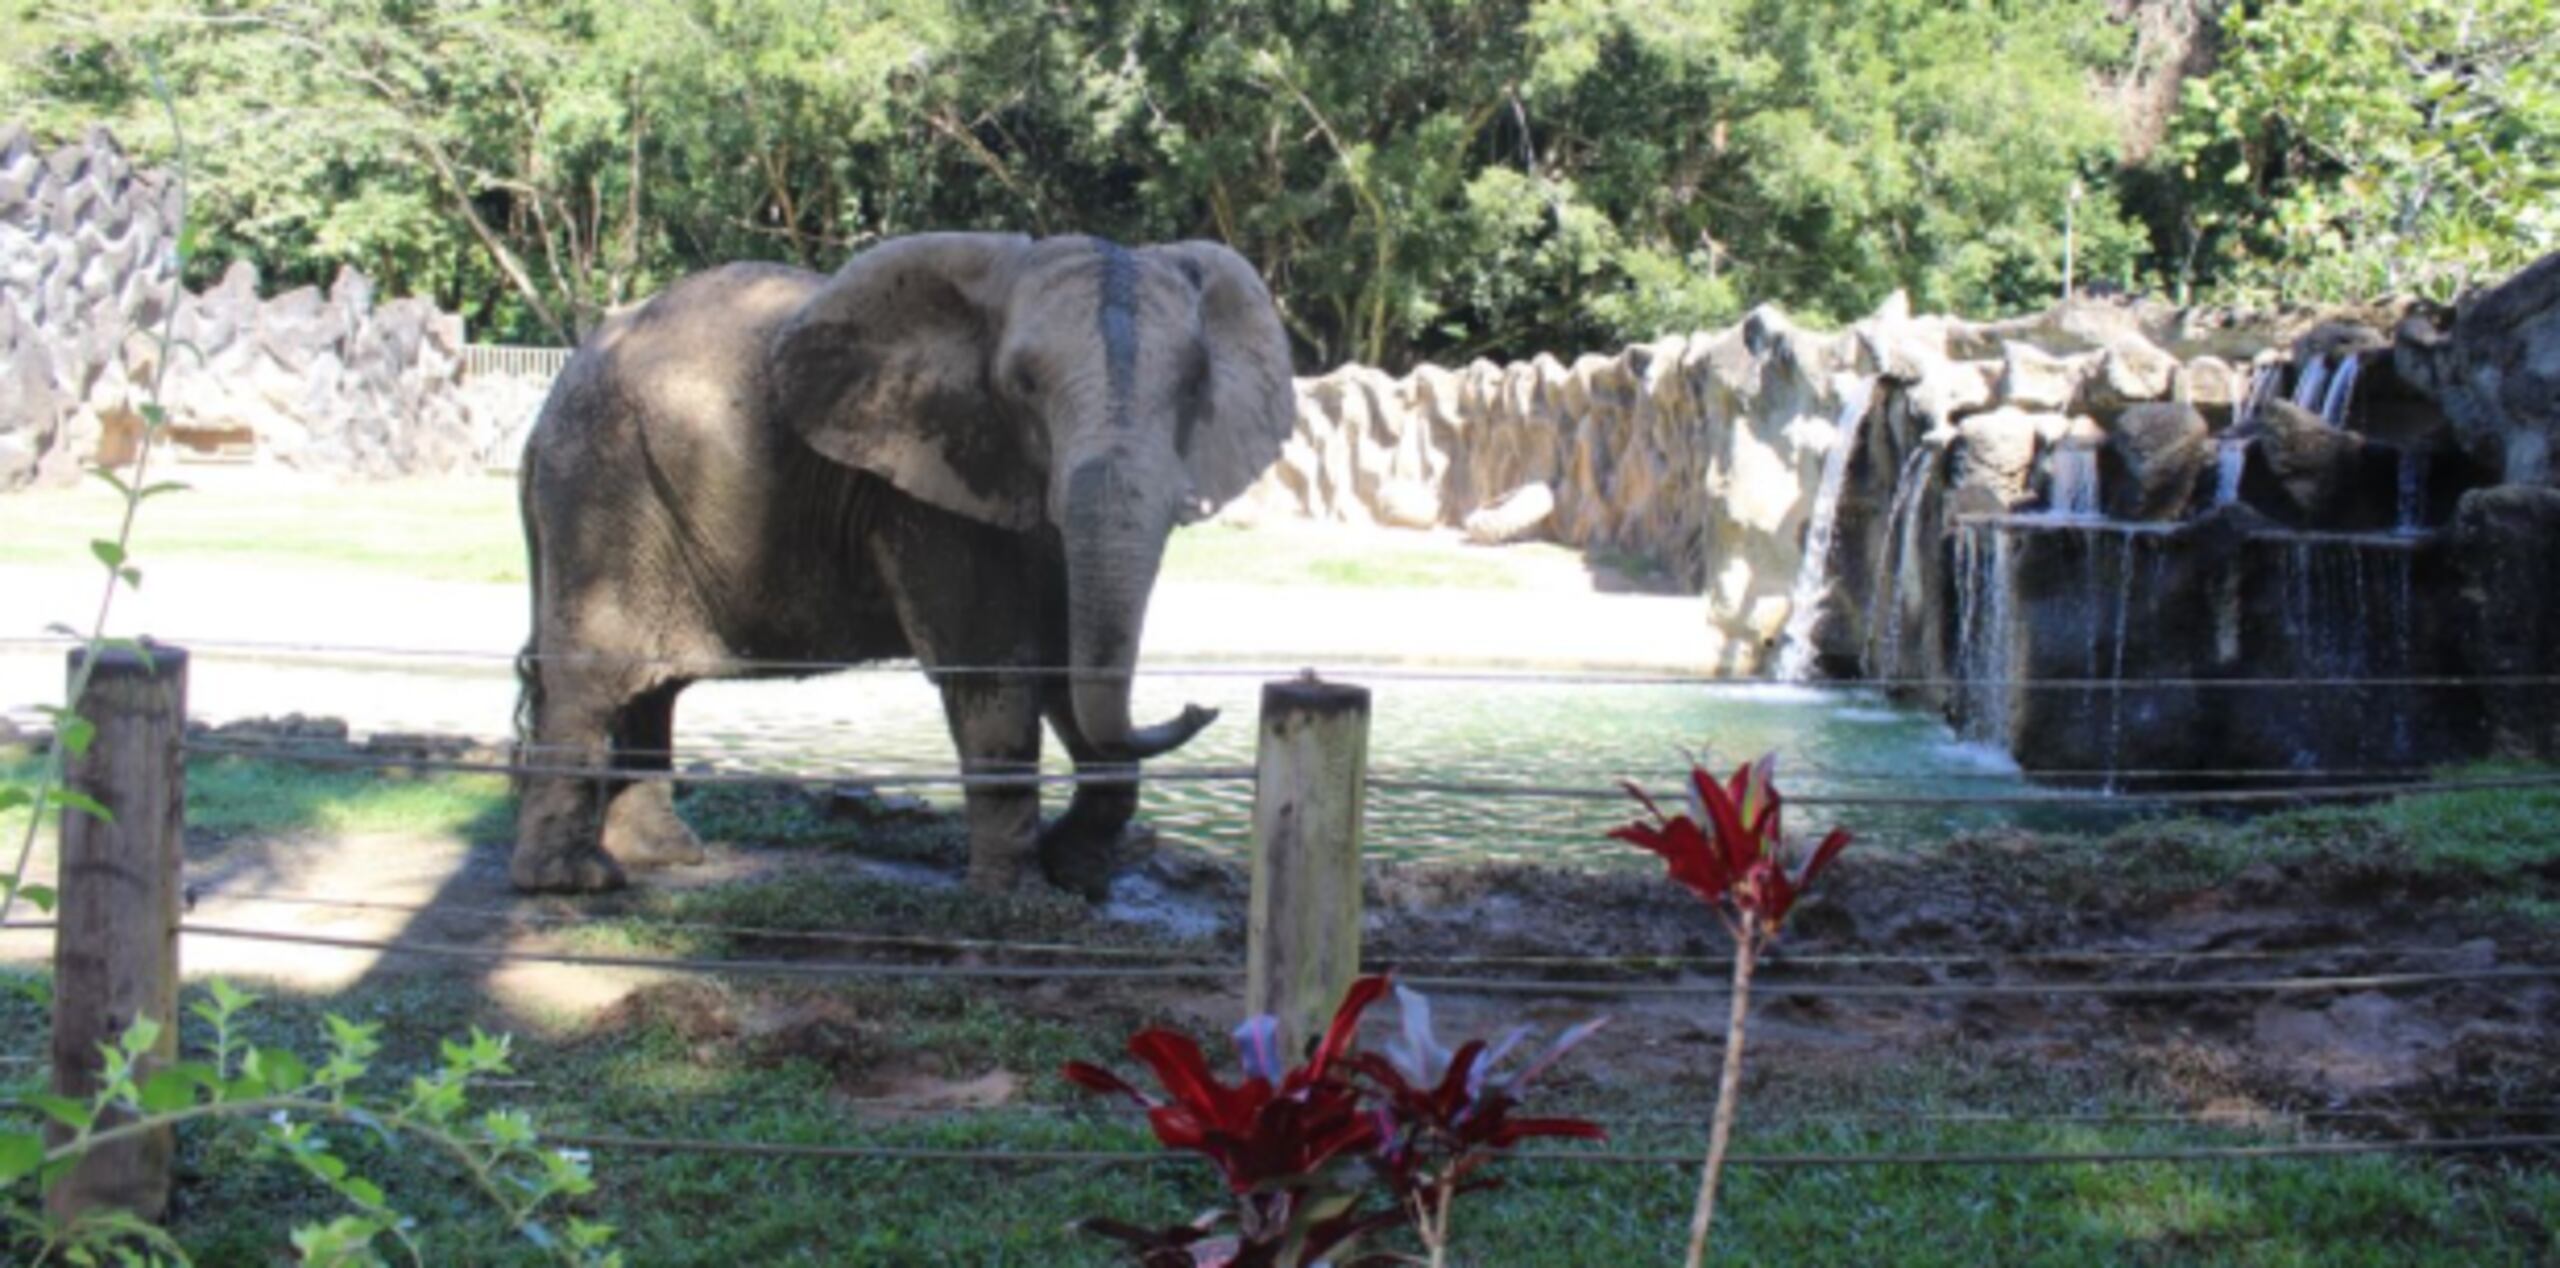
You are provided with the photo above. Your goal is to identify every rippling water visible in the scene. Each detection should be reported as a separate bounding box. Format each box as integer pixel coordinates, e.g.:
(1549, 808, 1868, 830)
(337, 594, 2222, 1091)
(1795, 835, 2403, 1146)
(685, 671, 2083, 866)
(5, 651, 2110, 868)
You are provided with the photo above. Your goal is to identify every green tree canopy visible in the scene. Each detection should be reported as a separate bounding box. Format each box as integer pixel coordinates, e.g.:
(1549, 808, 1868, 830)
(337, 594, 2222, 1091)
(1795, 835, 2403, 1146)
(9, 1, 2544, 366)
(2159, 0, 2560, 304)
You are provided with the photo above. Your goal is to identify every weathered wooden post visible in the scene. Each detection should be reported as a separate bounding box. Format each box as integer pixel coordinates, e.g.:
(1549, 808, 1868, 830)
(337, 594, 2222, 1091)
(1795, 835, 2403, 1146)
(48, 645, 186, 1224)
(1247, 675, 1369, 1057)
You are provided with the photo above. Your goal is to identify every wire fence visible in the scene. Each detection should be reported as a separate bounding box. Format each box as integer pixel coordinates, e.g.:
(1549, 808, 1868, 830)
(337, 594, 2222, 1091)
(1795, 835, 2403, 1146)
(194, 890, 2527, 971)
(167, 736, 2560, 808)
(533, 1130, 2560, 1172)
(9, 922, 2541, 1003)
(12, 637, 2560, 1193)
(10, 632, 2560, 692)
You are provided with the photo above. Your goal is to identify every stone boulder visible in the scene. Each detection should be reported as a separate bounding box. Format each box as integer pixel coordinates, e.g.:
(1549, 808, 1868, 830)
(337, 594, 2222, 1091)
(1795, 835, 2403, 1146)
(2104, 402, 2211, 521)
(2394, 249, 2560, 486)
(1994, 341, 2085, 412)
(1948, 407, 2049, 515)
(2238, 400, 2392, 529)
(1462, 482, 1555, 545)
(2180, 356, 2243, 428)
(2079, 329, 2181, 417)
(2449, 486, 2560, 756)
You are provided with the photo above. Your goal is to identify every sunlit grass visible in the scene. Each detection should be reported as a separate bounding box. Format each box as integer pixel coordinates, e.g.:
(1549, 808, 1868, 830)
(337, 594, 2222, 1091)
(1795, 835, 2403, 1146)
(0, 747, 510, 842)
(0, 477, 1635, 591)
(0, 476, 528, 583)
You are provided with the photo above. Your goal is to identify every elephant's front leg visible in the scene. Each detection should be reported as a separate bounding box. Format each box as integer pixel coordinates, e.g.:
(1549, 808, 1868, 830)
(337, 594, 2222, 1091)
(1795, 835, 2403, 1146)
(1039, 694, 1140, 901)
(868, 513, 1049, 893)
(940, 675, 1046, 893)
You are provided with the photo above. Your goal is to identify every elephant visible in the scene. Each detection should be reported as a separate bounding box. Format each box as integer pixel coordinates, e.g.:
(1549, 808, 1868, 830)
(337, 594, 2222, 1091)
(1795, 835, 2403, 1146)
(509, 233, 1295, 896)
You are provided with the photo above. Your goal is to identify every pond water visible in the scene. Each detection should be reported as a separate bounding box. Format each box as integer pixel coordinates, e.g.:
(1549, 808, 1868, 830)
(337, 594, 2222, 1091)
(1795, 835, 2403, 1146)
(681, 669, 2103, 866)
(8, 651, 2131, 868)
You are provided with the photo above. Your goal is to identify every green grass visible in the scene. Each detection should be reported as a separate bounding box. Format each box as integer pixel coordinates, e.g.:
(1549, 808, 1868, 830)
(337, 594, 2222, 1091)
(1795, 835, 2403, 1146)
(3, 964, 2552, 1265)
(0, 477, 528, 583)
(2, 748, 512, 844)
(2003, 763, 2560, 924)
(0, 478, 1619, 591)
(1163, 520, 1579, 590)
(3, 760, 2553, 1260)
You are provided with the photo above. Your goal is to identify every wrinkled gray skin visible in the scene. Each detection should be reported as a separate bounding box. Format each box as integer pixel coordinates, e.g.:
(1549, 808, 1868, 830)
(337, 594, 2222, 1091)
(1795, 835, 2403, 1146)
(511, 234, 1295, 896)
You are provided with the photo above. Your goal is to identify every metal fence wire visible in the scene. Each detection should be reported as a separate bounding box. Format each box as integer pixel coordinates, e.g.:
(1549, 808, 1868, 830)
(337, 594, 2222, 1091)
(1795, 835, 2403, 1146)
(9, 638, 2559, 1187)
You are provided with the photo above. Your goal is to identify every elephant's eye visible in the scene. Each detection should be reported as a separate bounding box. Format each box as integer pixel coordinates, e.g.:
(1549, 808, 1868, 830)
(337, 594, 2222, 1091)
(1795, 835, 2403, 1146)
(1008, 360, 1041, 399)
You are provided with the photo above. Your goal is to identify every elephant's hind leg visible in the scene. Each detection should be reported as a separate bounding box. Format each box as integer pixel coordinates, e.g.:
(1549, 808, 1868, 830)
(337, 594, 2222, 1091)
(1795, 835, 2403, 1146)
(600, 679, 707, 870)
(511, 659, 635, 893)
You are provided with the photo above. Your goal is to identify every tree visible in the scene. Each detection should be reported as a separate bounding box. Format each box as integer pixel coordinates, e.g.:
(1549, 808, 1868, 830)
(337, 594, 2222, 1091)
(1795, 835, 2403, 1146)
(2159, 0, 2560, 304)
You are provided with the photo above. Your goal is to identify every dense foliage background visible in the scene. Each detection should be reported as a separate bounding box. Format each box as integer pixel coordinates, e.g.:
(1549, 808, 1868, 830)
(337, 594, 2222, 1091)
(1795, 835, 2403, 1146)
(4, 1, 2553, 367)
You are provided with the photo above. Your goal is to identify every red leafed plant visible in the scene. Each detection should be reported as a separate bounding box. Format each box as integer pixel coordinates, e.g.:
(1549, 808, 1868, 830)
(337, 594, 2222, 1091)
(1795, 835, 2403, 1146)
(1351, 984, 1607, 1267)
(1064, 975, 1605, 1266)
(1062, 975, 1396, 1266)
(1611, 753, 1850, 1267)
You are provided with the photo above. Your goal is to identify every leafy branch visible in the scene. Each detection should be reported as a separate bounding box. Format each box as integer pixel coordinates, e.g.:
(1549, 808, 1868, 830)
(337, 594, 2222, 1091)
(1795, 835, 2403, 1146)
(6, 983, 619, 1266)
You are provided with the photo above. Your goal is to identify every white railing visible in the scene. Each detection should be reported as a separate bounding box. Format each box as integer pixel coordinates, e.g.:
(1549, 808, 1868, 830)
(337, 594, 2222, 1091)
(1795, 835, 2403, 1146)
(463, 344, 572, 381)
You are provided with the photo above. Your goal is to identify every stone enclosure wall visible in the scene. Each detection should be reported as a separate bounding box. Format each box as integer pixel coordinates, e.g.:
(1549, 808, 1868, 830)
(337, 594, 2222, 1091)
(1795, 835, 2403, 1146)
(1237, 293, 2291, 673)
(0, 125, 504, 486)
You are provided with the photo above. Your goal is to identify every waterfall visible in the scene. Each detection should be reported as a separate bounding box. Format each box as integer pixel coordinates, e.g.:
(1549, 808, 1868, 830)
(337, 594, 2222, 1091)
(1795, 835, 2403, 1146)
(1871, 445, 1935, 681)
(2213, 438, 2249, 507)
(1955, 522, 2014, 744)
(2284, 539, 2373, 680)
(2100, 530, 2144, 794)
(2239, 362, 2282, 428)
(2318, 353, 2362, 428)
(2043, 446, 2102, 520)
(2396, 448, 2430, 533)
(2290, 355, 2333, 414)
(1773, 375, 1877, 680)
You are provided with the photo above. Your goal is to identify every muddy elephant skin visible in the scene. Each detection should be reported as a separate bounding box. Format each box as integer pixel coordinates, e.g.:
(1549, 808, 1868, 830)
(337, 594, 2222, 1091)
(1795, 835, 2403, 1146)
(511, 234, 1294, 896)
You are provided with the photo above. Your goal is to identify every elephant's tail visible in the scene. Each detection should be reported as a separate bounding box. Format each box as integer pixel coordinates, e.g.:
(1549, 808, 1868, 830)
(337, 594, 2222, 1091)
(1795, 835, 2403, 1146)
(510, 446, 544, 797)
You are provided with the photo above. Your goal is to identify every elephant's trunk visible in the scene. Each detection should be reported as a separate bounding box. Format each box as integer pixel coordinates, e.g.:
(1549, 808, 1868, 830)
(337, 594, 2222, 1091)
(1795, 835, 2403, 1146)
(1062, 455, 1206, 761)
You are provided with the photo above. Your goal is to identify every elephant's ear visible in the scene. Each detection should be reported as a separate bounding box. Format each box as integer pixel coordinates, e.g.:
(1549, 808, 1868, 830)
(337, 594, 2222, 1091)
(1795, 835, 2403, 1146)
(769, 232, 1043, 529)
(1147, 241, 1297, 510)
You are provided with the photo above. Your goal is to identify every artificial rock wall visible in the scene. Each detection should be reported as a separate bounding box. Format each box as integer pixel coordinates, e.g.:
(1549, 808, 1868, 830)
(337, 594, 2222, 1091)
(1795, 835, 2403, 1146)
(0, 125, 491, 487)
(1237, 293, 2284, 674)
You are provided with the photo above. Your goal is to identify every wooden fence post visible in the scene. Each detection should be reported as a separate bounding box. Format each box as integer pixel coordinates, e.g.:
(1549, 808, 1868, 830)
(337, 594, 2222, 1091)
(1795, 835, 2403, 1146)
(48, 644, 186, 1224)
(1247, 675, 1369, 1058)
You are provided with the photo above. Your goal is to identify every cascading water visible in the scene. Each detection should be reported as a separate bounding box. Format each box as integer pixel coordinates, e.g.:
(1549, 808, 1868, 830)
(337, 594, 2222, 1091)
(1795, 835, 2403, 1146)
(2396, 449, 2430, 534)
(2099, 530, 2143, 794)
(2277, 535, 2419, 766)
(2213, 438, 2249, 507)
(1773, 374, 1877, 680)
(2043, 446, 2102, 520)
(1870, 445, 1936, 682)
(2239, 362, 2282, 428)
(2290, 355, 2333, 413)
(2317, 353, 2363, 428)
(1954, 522, 2015, 745)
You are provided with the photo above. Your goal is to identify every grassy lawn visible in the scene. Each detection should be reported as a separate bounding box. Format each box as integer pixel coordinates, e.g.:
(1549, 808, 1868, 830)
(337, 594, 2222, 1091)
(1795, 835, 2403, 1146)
(4, 754, 2555, 1261)
(2046, 764, 2560, 926)
(1, 961, 2552, 1265)
(0, 477, 529, 584)
(0, 477, 1631, 591)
